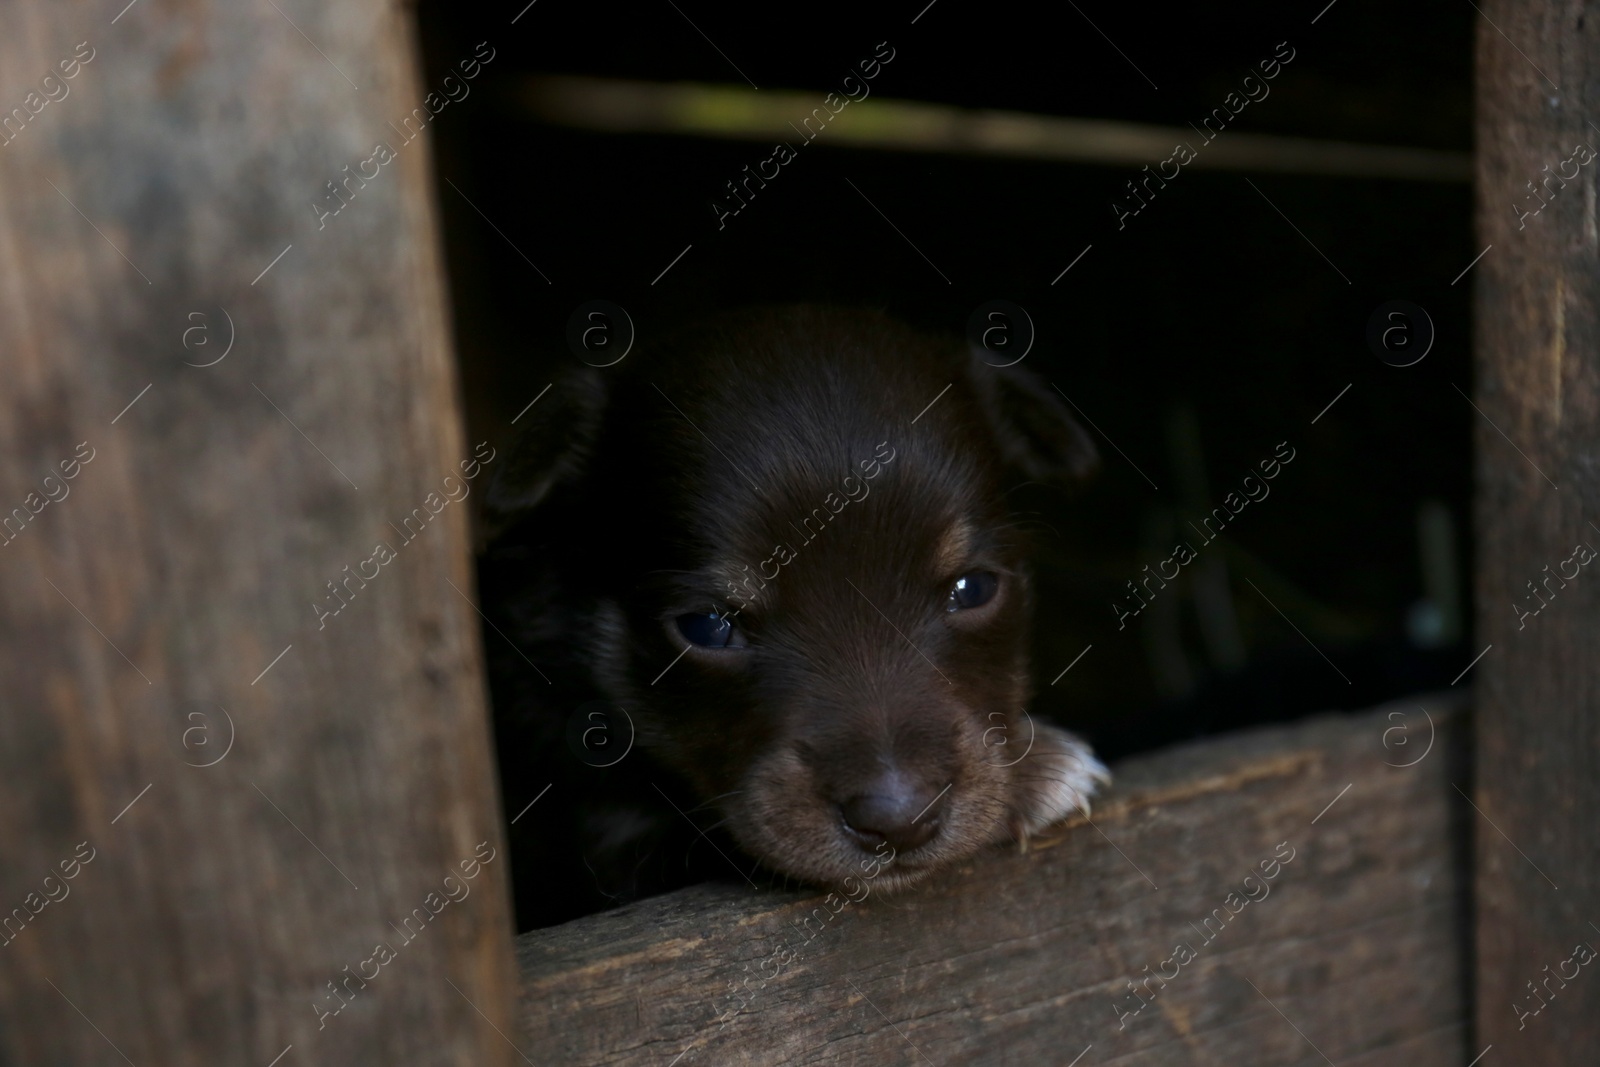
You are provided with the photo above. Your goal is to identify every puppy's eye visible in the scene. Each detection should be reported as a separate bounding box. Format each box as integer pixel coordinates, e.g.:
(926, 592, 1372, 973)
(946, 571, 1000, 611)
(676, 612, 747, 648)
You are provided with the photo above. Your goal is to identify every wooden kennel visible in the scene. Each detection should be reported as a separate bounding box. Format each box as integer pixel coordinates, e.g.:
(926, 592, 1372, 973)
(0, 1, 1591, 1064)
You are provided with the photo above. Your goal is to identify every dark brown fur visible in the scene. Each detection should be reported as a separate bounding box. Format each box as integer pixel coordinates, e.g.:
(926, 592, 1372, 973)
(481, 306, 1105, 929)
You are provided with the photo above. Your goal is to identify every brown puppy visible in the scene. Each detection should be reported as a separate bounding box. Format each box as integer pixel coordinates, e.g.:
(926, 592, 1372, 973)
(482, 305, 1107, 928)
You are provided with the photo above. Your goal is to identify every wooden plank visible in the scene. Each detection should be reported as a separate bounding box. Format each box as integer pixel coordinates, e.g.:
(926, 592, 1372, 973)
(1473, 1, 1600, 1058)
(0, 3, 518, 1064)
(515, 75, 1474, 182)
(518, 698, 1468, 1065)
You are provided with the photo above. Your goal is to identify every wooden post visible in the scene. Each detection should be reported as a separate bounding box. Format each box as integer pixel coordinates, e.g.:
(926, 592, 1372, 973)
(0, 3, 518, 1063)
(1475, 0, 1600, 1055)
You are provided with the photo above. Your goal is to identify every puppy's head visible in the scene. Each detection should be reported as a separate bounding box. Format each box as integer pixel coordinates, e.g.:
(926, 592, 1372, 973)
(490, 306, 1106, 893)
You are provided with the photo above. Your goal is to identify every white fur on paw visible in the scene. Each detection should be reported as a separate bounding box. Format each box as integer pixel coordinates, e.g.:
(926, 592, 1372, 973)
(1018, 723, 1111, 833)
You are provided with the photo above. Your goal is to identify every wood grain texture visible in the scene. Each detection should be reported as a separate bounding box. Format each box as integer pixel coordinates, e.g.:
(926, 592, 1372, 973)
(0, 2, 518, 1063)
(1474, 1, 1600, 1059)
(519, 698, 1469, 1065)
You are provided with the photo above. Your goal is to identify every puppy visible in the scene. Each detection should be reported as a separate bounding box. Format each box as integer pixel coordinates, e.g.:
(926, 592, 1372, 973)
(481, 306, 1108, 929)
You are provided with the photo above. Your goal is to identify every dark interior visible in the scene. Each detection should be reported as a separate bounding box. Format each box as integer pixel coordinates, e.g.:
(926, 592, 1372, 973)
(416, 0, 1474, 928)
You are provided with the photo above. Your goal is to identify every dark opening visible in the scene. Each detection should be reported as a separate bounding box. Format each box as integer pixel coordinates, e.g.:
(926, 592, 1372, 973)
(418, 0, 1473, 930)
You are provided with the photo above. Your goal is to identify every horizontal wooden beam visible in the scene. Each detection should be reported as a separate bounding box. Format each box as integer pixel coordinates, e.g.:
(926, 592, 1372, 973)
(518, 696, 1469, 1065)
(517, 75, 1473, 182)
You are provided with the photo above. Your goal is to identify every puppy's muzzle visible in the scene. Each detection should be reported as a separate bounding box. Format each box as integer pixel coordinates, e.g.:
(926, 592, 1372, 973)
(835, 769, 946, 854)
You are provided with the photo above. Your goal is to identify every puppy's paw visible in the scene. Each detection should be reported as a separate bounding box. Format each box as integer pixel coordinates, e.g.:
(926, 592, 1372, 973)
(1013, 723, 1110, 837)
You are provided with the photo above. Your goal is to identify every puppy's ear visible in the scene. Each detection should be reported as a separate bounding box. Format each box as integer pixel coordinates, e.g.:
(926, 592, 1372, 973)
(481, 369, 606, 543)
(967, 351, 1099, 482)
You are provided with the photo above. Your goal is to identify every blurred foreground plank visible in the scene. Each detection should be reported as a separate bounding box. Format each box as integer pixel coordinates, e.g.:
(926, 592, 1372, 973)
(0, 2, 518, 1063)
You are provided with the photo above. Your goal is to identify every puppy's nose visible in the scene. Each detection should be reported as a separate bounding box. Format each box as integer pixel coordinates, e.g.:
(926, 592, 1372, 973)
(838, 775, 946, 853)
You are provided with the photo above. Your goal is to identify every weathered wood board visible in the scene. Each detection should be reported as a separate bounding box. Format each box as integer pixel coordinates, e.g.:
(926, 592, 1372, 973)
(518, 697, 1469, 1065)
(0, 2, 518, 1064)
(1473, 1, 1600, 1060)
